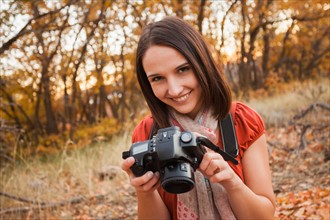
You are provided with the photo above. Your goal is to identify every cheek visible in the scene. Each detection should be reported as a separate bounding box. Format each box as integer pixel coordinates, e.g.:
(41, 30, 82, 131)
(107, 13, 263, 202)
(190, 76, 201, 94)
(151, 84, 165, 100)
(186, 72, 199, 86)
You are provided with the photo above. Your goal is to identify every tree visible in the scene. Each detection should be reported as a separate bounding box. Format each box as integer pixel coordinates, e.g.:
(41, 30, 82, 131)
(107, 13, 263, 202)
(0, 0, 329, 152)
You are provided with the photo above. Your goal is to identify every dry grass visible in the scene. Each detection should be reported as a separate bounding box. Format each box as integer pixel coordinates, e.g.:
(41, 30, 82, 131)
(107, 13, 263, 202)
(244, 78, 330, 127)
(0, 129, 133, 211)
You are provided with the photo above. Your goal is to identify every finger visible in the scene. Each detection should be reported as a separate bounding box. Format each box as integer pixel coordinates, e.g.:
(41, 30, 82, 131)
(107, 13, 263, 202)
(131, 171, 157, 187)
(121, 157, 135, 173)
(209, 168, 233, 183)
(199, 152, 222, 170)
(204, 158, 221, 176)
(141, 172, 161, 191)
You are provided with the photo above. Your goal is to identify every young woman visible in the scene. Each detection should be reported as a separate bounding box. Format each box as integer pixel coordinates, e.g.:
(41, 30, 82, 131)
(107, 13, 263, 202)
(121, 16, 275, 219)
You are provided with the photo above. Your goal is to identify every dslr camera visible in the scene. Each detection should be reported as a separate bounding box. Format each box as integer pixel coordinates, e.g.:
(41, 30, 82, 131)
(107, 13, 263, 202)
(122, 126, 237, 194)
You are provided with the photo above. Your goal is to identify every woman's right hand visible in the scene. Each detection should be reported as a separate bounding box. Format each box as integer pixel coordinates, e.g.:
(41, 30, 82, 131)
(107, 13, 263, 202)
(121, 156, 161, 194)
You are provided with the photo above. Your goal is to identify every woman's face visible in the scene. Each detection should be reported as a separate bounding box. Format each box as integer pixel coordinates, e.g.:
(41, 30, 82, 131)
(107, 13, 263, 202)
(142, 45, 203, 119)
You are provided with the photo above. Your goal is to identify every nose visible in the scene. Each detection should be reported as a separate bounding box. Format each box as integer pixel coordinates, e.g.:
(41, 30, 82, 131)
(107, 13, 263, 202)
(167, 77, 183, 97)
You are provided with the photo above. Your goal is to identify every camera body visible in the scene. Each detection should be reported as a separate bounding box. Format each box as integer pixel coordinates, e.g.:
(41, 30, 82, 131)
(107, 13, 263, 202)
(122, 126, 206, 194)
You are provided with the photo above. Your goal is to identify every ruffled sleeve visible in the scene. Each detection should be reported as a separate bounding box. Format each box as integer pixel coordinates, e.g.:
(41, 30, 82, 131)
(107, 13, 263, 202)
(224, 102, 265, 181)
(131, 115, 154, 143)
(232, 101, 265, 152)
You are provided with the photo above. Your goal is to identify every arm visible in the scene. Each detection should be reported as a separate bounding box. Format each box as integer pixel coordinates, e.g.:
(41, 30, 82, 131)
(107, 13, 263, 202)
(199, 134, 276, 219)
(121, 157, 171, 219)
(227, 134, 275, 219)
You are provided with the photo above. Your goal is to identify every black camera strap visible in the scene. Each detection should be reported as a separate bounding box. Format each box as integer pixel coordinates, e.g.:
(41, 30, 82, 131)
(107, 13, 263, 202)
(197, 136, 238, 164)
(219, 113, 239, 158)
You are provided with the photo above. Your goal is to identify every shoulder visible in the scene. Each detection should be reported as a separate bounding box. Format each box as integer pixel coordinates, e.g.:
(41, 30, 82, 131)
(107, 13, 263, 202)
(230, 101, 265, 150)
(132, 115, 154, 143)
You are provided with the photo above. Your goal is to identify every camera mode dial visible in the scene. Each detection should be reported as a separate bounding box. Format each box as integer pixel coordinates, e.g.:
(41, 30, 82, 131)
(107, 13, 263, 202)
(180, 132, 192, 143)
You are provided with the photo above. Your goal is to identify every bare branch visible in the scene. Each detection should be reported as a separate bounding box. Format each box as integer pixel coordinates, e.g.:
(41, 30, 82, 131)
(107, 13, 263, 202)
(292, 102, 330, 122)
(0, 0, 78, 55)
(0, 191, 108, 215)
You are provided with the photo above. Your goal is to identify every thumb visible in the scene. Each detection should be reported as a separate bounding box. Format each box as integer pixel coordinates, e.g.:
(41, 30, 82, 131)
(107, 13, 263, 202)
(121, 157, 135, 173)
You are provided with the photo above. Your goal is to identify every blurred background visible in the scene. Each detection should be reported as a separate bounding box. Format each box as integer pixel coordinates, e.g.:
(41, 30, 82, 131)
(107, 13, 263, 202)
(0, 0, 329, 219)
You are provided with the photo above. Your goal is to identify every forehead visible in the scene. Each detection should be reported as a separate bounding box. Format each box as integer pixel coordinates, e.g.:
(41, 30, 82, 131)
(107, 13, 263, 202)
(142, 45, 187, 74)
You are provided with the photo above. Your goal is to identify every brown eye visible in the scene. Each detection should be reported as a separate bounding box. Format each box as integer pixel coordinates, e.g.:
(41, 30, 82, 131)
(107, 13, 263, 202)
(178, 66, 190, 73)
(151, 76, 162, 82)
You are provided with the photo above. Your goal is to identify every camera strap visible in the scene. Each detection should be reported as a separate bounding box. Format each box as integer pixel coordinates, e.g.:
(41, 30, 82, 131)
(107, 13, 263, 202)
(197, 136, 238, 164)
(219, 113, 239, 158)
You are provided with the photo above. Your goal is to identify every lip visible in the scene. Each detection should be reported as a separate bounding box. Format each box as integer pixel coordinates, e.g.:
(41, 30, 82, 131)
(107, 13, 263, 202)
(171, 91, 192, 103)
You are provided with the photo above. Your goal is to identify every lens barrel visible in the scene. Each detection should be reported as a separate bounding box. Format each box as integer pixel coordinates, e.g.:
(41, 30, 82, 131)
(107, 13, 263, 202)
(161, 162, 195, 194)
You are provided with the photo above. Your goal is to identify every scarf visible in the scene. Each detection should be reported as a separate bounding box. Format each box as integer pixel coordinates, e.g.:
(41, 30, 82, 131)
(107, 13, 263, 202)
(169, 108, 236, 220)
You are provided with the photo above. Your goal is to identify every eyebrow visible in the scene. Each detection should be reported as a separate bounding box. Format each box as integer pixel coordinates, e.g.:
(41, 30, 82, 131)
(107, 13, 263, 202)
(175, 62, 189, 71)
(147, 73, 159, 79)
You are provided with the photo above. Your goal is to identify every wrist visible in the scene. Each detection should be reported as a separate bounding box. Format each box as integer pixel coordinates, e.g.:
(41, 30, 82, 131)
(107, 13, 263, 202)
(220, 173, 244, 193)
(136, 187, 159, 197)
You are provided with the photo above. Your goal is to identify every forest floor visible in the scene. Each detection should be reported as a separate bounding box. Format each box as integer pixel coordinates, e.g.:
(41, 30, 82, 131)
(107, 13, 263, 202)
(0, 104, 329, 220)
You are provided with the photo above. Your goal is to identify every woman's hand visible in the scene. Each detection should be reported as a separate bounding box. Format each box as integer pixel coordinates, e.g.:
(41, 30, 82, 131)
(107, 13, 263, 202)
(198, 150, 243, 191)
(121, 156, 161, 194)
(121, 157, 170, 219)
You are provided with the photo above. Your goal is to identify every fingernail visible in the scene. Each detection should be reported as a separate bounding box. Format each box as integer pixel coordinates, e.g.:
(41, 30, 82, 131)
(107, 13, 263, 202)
(147, 171, 153, 178)
(155, 172, 160, 177)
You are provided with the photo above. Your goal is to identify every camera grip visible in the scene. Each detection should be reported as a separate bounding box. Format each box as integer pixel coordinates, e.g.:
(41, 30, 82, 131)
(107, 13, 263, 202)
(130, 162, 146, 177)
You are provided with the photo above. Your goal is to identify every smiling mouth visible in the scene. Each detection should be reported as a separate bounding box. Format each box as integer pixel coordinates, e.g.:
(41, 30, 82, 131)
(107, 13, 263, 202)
(172, 91, 191, 102)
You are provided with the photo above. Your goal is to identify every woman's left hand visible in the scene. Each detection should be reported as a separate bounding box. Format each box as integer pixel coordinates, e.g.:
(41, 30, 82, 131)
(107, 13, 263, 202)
(198, 150, 243, 191)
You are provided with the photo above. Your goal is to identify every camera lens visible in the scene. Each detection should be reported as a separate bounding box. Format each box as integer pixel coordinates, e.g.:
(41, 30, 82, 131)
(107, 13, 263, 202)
(161, 162, 195, 194)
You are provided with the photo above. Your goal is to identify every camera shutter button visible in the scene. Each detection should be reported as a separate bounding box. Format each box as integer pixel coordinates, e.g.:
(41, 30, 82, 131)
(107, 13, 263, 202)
(181, 132, 192, 143)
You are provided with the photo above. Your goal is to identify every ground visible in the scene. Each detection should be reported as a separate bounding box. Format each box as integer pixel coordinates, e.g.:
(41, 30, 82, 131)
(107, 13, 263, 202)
(1, 124, 329, 220)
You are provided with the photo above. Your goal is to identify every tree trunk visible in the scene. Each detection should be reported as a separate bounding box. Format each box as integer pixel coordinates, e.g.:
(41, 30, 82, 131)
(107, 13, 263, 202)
(42, 68, 58, 135)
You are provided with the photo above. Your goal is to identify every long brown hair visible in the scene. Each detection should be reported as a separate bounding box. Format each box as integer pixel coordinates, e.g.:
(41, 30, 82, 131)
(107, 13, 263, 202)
(136, 16, 232, 129)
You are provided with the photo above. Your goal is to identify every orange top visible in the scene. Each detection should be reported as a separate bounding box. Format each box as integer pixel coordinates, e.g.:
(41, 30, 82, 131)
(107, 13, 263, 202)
(131, 102, 265, 219)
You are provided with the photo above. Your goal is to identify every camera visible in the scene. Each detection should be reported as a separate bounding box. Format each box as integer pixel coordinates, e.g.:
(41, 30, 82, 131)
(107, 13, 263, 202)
(122, 126, 237, 194)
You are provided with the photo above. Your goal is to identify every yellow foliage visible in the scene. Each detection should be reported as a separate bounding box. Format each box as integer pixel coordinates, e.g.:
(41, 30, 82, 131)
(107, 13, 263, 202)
(248, 88, 268, 100)
(36, 145, 59, 154)
(265, 71, 281, 89)
(11, 118, 122, 158)
(73, 118, 119, 144)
